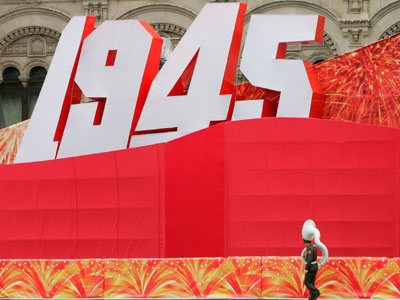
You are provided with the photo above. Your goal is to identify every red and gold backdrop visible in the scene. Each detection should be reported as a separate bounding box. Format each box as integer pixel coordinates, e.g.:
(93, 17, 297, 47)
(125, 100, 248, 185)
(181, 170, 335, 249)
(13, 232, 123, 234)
(1, 19, 400, 300)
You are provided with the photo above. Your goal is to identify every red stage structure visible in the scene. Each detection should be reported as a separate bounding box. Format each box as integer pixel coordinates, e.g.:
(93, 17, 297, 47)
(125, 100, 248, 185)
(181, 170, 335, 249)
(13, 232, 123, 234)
(2, 3, 400, 298)
(0, 118, 398, 259)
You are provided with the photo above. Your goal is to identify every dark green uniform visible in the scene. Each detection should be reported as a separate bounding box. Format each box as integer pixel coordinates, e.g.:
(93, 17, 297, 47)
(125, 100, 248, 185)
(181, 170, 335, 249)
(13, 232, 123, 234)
(304, 244, 320, 300)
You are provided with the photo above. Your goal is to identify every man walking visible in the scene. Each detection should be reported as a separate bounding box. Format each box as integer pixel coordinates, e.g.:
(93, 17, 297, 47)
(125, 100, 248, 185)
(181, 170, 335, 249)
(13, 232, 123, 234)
(303, 239, 320, 300)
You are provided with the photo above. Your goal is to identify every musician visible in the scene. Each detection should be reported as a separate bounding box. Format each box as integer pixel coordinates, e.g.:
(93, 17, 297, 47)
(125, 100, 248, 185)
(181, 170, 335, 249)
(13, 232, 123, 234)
(303, 239, 320, 300)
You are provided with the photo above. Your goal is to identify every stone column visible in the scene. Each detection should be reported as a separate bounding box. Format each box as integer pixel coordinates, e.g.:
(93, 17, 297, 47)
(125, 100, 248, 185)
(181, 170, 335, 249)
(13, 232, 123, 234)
(101, 3, 108, 20)
(92, 3, 100, 20)
(83, 3, 89, 16)
(18, 75, 29, 120)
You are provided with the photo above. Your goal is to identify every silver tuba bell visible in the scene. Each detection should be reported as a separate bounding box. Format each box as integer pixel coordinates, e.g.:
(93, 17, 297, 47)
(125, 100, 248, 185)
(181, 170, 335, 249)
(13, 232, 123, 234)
(301, 219, 328, 268)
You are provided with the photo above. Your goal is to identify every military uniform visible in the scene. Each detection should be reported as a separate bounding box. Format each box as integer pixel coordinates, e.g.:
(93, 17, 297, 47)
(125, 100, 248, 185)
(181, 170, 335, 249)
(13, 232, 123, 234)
(304, 244, 320, 300)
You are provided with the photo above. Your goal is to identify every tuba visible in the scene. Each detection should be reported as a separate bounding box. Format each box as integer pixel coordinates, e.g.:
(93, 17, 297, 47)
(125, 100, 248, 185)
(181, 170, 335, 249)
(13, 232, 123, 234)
(301, 219, 328, 268)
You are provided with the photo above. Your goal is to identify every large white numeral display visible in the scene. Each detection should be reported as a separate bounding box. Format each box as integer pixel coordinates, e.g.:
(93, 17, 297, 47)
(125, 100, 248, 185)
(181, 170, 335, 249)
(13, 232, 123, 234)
(131, 3, 245, 147)
(57, 20, 162, 158)
(240, 15, 325, 118)
(14, 16, 95, 163)
(14, 3, 328, 163)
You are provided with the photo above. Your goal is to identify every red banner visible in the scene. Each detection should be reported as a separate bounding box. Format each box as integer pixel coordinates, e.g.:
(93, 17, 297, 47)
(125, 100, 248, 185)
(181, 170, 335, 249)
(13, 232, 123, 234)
(0, 257, 398, 298)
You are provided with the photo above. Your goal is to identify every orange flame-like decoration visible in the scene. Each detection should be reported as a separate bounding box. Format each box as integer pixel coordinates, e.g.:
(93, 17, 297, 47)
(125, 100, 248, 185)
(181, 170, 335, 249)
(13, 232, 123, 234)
(262, 257, 306, 298)
(0, 260, 104, 298)
(0, 257, 397, 298)
(0, 120, 28, 164)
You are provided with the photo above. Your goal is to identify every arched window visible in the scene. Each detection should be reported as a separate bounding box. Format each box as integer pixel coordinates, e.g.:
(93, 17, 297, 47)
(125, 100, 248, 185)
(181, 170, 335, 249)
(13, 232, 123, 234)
(313, 59, 326, 65)
(27, 66, 47, 118)
(0, 66, 47, 129)
(0, 67, 23, 128)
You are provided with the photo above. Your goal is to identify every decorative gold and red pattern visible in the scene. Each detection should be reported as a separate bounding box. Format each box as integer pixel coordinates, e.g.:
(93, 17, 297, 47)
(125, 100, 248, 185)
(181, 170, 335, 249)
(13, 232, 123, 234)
(0, 257, 398, 298)
(262, 257, 400, 299)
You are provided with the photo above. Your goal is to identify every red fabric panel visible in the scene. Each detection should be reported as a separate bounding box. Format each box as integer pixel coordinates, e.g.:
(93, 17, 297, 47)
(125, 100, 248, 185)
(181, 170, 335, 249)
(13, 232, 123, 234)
(77, 208, 118, 239)
(224, 118, 400, 257)
(0, 162, 37, 210)
(0, 145, 162, 258)
(0, 159, 78, 258)
(165, 125, 225, 257)
(37, 209, 76, 258)
(73, 153, 118, 258)
(114, 145, 163, 257)
(0, 241, 36, 258)
(35, 159, 76, 210)
(0, 211, 38, 258)
(35, 159, 77, 258)
(73, 152, 118, 209)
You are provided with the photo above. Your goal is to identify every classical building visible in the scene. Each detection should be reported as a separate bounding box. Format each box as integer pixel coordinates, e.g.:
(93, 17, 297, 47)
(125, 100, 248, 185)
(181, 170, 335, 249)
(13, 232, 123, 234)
(0, 0, 400, 128)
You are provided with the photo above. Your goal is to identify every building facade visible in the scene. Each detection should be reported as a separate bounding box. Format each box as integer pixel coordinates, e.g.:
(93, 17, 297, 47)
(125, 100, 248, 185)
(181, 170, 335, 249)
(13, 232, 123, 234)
(0, 0, 400, 128)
